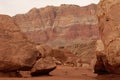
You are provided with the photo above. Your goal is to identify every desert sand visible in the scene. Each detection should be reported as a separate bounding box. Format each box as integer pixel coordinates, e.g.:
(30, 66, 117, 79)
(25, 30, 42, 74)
(0, 66, 120, 80)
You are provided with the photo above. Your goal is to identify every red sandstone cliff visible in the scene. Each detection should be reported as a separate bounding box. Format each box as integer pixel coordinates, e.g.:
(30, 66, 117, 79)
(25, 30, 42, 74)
(13, 4, 99, 46)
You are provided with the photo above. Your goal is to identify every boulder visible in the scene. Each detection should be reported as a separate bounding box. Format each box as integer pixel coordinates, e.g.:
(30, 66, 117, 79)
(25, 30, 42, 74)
(31, 57, 56, 76)
(0, 15, 56, 77)
(95, 0, 120, 74)
(36, 44, 67, 64)
(0, 15, 40, 72)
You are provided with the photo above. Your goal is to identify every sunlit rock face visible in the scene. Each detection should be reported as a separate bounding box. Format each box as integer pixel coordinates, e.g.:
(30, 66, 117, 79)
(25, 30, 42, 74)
(0, 15, 56, 77)
(13, 4, 99, 45)
(94, 0, 120, 74)
(0, 14, 39, 72)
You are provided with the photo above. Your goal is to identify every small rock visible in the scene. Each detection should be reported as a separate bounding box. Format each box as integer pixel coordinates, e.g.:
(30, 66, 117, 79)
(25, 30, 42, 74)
(31, 57, 56, 76)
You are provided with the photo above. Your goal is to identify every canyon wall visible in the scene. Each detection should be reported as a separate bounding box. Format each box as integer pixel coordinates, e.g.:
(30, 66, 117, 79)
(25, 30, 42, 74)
(95, 0, 120, 74)
(13, 4, 99, 46)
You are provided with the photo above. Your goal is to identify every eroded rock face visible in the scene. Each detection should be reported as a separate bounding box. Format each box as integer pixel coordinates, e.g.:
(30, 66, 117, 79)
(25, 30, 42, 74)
(31, 57, 56, 76)
(95, 0, 120, 74)
(36, 44, 67, 64)
(0, 15, 39, 72)
(13, 4, 99, 45)
(36, 44, 82, 66)
(94, 40, 108, 74)
(0, 15, 56, 77)
(36, 44, 53, 58)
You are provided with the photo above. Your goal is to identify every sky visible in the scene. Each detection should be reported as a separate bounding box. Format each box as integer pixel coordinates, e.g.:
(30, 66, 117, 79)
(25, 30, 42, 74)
(0, 0, 100, 16)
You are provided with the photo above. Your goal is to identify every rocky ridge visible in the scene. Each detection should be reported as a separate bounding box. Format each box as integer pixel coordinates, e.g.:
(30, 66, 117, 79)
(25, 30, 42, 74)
(13, 4, 99, 45)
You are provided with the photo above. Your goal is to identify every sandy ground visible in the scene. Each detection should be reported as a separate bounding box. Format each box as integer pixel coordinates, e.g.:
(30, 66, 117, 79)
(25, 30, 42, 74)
(0, 66, 120, 80)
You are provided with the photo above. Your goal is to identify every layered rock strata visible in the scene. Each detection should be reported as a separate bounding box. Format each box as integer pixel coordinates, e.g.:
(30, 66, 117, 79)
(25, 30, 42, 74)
(13, 4, 99, 45)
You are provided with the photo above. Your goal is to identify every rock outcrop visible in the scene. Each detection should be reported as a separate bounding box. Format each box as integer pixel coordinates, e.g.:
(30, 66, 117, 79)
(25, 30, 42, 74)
(94, 0, 120, 74)
(13, 4, 99, 46)
(36, 44, 83, 67)
(0, 15, 56, 77)
(31, 57, 56, 76)
(0, 15, 39, 72)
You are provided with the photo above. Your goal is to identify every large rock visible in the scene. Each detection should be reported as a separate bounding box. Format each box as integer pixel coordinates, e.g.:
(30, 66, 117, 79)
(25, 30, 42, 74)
(36, 44, 67, 64)
(19, 56, 57, 77)
(13, 4, 99, 46)
(0, 15, 56, 77)
(36, 44, 82, 66)
(31, 57, 56, 76)
(0, 15, 40, 72)
(95, 0, 120, 74)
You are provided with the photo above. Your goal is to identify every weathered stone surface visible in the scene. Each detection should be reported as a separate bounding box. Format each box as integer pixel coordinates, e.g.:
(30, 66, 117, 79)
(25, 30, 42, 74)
(36, 44, 53, 58)
(0, 15, 56, 77)
(13, 4, 99, 45)
(36, 44, 68, 64)
(95, 0, 120, 74)
(94, 40, 108, 74)
(31, 57, 56, 76)
(0, 15, 40, 72)
(36, 44, 82, 66)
